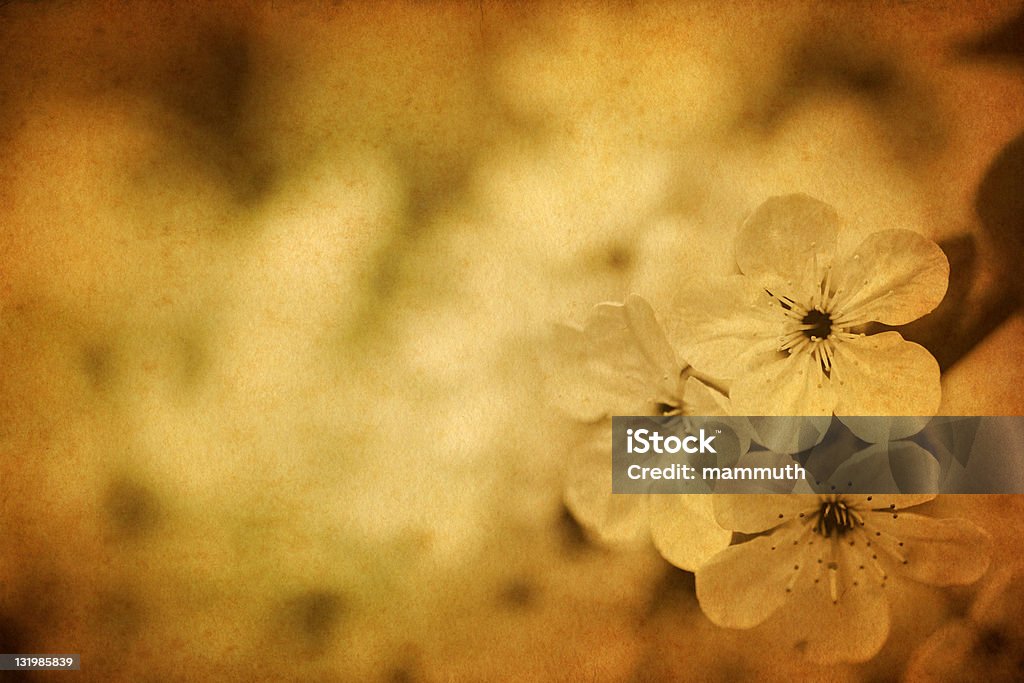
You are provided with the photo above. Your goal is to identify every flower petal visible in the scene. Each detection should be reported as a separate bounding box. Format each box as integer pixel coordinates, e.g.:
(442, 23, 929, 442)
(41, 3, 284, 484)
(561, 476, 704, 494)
(665, 276, 784, 380)
(713, 494, 816, 533)
(825, 442, 940, 495)
(837, 415, 931, 443)
(680, 375, 730, 416)
(730, 352, 836, 417)
(969, 567, 1024, 631)
(583, 295, 680, 409)
(905, 570, 1024, 681)
(871, 512, 991, 586)
(600, 294, 679, 378)
(773, 543, 891, 663)
(834, 229, 949, 326)
(833, 332, 940, 418)
(844, 494, 936, 511)
(903, 622, 977, 683)
(545, 295, 681, 421)
(748, 415, 831, 454)
(648, 495, 733, 571)
(735, 194, 840, 300)
(695, 530, 802, 628)
(565, 431, 650, 546)
(663, 274, 782, 382)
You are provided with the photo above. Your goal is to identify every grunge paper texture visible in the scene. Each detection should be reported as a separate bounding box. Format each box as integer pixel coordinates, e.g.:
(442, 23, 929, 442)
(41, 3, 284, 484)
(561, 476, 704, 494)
(1, 1, 1023, 680)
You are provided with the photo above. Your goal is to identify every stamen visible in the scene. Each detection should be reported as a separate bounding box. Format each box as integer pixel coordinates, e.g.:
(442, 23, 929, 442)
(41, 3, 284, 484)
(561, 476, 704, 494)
(828, 563, 839, 604)
(766, 290, 809, 317)
(765, 263, 884, 378)
(820, 265, 834, 311)
(820, 341, 835, 373)
(813, 500, 858, 538)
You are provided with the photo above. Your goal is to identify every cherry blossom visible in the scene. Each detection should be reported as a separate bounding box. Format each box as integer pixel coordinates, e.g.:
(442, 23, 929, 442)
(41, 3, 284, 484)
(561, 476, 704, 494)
(667, 194, 948, 425)
(549, 295, 732, 568)
(694, 494, 990, 662)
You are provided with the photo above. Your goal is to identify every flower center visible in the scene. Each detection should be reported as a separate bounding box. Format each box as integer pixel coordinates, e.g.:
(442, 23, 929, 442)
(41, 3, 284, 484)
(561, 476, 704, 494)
(813, 500, 858, 538)
(801, 308, 833, 340)
(654, 400, 682, 416)
(768, 266, 867, 376)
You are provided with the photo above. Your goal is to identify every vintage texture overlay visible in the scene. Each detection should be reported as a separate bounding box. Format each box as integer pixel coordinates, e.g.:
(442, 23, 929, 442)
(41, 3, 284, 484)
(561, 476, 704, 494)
(1, 1, 1023, 680)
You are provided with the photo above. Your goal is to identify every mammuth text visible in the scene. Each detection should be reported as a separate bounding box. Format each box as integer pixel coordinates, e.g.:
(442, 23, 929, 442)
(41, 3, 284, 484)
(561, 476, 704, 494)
(701, 464, 807, 480)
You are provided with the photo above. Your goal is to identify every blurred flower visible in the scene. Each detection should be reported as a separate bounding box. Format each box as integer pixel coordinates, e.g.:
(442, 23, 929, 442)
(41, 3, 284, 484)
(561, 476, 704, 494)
(668, 194, 948, 421)
(695, 494, 990, 663)
(548, 295, 728, 422)
(547, 295, 732, 569)
(904, 568, 1024, 682)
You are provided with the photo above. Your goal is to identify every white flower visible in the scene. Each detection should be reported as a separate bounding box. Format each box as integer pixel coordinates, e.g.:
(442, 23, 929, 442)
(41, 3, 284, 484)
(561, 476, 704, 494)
(694, 494, 990, 663)
(546, 295, 732, 569)
(667, 194, 949, 422)
(547, 295, 703, 423)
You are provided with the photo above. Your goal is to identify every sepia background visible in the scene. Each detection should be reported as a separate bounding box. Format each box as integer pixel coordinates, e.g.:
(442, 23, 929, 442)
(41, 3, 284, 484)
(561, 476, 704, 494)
(2, 1, 1024, 680)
